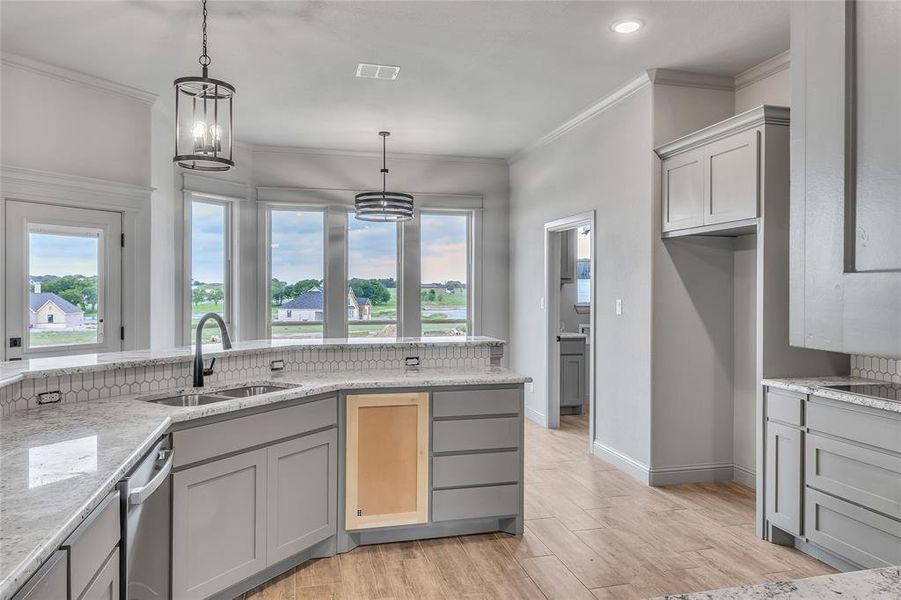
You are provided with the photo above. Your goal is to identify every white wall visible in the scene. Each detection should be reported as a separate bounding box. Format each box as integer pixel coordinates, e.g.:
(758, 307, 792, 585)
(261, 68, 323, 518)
(150, 101, 178, 349)
(733, 234, 757, 484)
(252, 149, 511, 343)
(734, 54, 791, 113)
(509, 84, 655, 465)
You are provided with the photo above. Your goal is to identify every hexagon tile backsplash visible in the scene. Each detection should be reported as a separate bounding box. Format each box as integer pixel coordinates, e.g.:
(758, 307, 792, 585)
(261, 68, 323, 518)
(0, 343, 495, 416)
(851, 355, 901, 383)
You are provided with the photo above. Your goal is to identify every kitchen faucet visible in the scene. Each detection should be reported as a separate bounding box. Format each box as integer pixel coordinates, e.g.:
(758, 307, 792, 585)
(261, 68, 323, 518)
(193, 313, 232, 387)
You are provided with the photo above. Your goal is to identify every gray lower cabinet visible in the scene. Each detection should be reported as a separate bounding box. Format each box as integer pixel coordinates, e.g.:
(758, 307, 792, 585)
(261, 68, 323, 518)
(765, 421, 803, 536)
(173, 449, 268, 600)
(266, 429, 337, 565)
(11, 550, 67, 600)
(79, 548, 119, 600)
(560, 354, 585, 411)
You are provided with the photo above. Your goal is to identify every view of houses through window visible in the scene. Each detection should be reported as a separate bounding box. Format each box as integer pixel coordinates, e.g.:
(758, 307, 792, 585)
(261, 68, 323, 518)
(347, 219, 397, 337)
(420, 212, 469, 336)
(28, 229, 101, 348)
(190, 200, 229, 343)
(270, 209, 325, 339)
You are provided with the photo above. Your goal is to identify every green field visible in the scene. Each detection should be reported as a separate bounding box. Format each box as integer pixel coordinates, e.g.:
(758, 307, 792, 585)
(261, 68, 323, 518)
(30, 330, 98, 346)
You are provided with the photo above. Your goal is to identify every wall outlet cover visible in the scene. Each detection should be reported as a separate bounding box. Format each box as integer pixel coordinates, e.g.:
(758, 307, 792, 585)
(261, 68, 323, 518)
(37, 391, 62, 404)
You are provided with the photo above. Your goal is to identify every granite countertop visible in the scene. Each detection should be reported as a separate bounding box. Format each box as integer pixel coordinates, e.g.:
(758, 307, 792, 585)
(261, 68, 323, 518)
(0, 335, 505, 387)
(657, 566, 901, 599)
(0, 365, 529, 599)
(762, 376, 901, 413)
(557, 332, 588, 340)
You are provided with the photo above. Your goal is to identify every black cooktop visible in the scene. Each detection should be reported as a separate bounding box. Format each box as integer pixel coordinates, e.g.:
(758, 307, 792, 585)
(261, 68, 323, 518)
(823, 383, 901, 402)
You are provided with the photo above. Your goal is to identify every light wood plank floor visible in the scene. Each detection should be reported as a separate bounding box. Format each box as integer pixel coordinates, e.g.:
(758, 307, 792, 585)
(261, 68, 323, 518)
(241, 415, 834, 599)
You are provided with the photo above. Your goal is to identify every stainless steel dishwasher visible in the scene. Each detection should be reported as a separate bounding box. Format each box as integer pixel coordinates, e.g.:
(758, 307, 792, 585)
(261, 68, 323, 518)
(117, 436, 172, 599)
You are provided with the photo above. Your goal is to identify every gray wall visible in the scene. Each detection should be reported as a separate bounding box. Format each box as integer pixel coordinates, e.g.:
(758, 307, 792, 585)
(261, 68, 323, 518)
(509, 84, 655, 465)
(733, 234, 757, 482)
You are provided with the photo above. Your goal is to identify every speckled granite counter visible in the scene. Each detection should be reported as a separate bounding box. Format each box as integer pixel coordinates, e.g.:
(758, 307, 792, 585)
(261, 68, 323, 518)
(762, 376, 901, 413)
(0, 365, 529, 600)
(657, 566, 901, 599)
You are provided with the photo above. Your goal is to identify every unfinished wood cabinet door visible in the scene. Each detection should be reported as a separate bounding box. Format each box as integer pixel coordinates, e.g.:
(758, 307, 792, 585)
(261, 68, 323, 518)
(346, 392, 429, 530)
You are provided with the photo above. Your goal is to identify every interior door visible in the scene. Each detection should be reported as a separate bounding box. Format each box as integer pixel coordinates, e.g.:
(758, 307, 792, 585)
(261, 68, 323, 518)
(4, 200, 123, 360)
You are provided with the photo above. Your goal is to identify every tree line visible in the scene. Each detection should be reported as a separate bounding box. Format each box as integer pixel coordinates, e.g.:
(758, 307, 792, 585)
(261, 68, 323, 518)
(270, 277, 396, 306)
(31, 275, 97, 313)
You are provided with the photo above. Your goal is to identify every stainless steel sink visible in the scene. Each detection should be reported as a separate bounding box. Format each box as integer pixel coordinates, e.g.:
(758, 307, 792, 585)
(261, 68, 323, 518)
(150, 394, 234, 407)
(217, 384, 292, 398)
(146, 382, 296, 406)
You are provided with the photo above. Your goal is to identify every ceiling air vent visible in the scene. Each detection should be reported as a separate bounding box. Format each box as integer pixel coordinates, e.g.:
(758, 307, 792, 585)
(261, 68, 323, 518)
(355, 63, 400, 81)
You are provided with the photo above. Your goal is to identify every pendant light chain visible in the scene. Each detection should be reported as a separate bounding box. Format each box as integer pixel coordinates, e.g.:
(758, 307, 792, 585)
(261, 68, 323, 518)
(354, 131, 414, 222)
(199, 0, 211, 70)
(382, 133, 388, 194)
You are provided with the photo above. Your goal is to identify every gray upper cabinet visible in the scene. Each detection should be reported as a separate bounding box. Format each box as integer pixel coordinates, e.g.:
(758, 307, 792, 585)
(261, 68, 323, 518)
(172, 449, 268, 600)
(266, 429, 337, 565)
(560, 228, 576, 283)
(661, 148, 704, 232)
(704, 129, 759, 225)
(790, 0, 901, 357)
(656, 106, 785, 237)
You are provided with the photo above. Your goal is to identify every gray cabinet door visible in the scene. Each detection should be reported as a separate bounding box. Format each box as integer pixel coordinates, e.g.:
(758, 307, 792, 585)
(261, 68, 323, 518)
(172, 449, 267, 600)
(560, 354, 584, 409)
(765, 421, 803, 536)
(704, 129, 759, 225)
(790, 0, 901, 356)
(80, 548, 119, 600)
(661, 149, 704, 232)
(560, 229, 576, 283)
(11, 550, 67, 600)
(266, 429, 337, 565)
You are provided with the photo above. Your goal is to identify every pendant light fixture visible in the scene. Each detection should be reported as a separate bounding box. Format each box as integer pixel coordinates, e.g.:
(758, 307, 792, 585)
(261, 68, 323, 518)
(354, 131, 414, 222)
(173, 0, 235, 171)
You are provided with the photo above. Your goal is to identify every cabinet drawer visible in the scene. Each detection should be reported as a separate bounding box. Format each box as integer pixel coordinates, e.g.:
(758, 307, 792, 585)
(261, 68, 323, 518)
(61, 491, 120, 599)
(805, 488, 901, 568)
(12, 550, 67, 600)
(807, 397, 901, 454)
(766, 388, 804, 426)
(806, 434, 901, 520)
(174, 395, 337, 467)
(433, 388, 520, 418)
(80, 547, 119, 600)
(559, 340, 585, 356)
(432, 451, 520, 488)
(433, 417, 519, 452)
(432, 484, 519, 522)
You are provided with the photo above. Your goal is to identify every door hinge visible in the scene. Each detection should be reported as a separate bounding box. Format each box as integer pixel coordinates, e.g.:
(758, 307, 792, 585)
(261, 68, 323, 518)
(120, 326, 125, 341)
(120, 233, 125, 247)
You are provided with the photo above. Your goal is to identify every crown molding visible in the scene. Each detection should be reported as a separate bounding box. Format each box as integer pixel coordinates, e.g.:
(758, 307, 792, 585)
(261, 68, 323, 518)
(654, 105, 790, 159)
(0, 165, 154, 211)
(252, 144, 507, 166)
(734, 50, 790, 91)
(257, 186, 483, 209)
(0, 52, 158, 106)
(509, 72, 652, 164)
(647, 68, 735, 91)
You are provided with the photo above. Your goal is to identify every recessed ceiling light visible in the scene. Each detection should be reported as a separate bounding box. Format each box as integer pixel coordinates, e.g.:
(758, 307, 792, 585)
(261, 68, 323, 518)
(611, 19, 643, 34)
(356, 63, 400, 80)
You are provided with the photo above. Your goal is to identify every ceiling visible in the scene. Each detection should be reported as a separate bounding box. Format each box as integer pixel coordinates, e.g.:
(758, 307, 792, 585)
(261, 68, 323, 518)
(0, 1, 789, 158)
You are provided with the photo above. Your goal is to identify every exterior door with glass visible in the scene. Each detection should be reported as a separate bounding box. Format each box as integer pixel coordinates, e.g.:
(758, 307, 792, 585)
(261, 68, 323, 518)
(4, 201, 123, 360)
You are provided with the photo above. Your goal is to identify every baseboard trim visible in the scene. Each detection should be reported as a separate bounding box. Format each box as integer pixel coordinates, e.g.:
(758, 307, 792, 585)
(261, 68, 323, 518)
(525, 406, 547, 427)
(647, 462, 735, 486)
(591, 440, 651, 484)
(732, 464, 756, 489)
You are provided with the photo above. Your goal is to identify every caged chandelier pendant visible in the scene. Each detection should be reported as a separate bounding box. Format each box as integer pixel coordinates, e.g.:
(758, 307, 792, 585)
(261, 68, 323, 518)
(173, 0, 235, 171)
(354, 131, 414, 222)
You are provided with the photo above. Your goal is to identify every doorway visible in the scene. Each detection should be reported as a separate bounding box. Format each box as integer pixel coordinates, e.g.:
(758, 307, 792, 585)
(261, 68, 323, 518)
(4, 201, 123, 360)
(544, 212, 595, 445)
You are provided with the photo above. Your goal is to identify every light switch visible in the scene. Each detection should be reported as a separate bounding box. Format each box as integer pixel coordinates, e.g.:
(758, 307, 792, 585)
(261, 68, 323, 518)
(539, 297, 545, 310)
(615, 299, 623, 315)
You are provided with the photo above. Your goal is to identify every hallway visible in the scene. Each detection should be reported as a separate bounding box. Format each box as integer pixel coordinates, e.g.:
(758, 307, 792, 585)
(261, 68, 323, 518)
(243, 416, 834, 599)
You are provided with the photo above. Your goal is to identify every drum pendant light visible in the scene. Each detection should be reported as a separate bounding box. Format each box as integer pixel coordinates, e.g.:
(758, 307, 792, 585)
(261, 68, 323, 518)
(354, 131, 414, 222)
(173, 0, 236, 171)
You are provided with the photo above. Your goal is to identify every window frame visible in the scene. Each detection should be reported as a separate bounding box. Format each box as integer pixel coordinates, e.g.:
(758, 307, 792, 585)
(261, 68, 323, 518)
(418, 209, 474, 337)
(183, 193, 235, 345)
(261, 204, 327, 339)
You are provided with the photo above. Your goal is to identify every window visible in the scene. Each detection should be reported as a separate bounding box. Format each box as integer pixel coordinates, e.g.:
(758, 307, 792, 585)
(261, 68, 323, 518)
(268, 209, 325, 339)
(28, 227, 102, 348)
(420, 212, 470, 336)
(347, 218, 397, 337)
(575, 225, 591, 311)
(189, 199, 231, 343)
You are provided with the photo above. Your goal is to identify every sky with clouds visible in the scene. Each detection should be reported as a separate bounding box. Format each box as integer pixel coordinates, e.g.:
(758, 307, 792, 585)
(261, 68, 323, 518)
(420, 214, 467, 283)
(30, 233, 98, 277)
(192, 201, 227, 284)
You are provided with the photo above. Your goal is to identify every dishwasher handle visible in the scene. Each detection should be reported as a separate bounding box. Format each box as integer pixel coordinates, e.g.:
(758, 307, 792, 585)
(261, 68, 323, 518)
(128, 450, 173, 506)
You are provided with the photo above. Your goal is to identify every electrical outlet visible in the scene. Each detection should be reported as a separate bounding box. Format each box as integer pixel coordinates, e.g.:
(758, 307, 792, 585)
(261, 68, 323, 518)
(270, 359, 285, 372)
(37, 391, 62, 405)
(615, 299, 623, 315)
(405, 356, 421, 367)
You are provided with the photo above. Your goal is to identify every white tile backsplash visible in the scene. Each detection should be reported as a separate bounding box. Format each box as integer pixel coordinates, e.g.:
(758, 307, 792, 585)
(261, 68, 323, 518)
(0, 343, 494, 416)
(851, 354, 901, 383)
